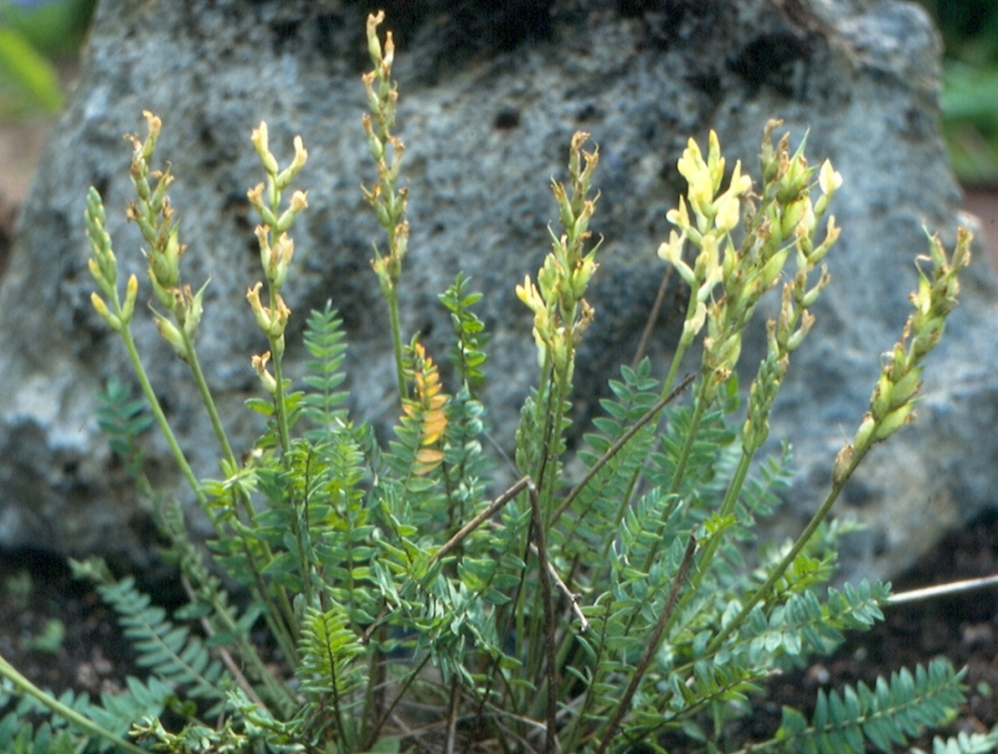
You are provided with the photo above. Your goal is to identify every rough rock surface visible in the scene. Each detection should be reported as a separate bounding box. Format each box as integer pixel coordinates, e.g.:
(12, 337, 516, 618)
(0, 0, 994, 581)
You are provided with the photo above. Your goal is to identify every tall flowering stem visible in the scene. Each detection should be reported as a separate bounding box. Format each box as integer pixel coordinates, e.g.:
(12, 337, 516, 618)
(707, 226, 972, 656)
(246, 121, 309, 455)
(85, 116, 297, 709)
(363, 11, 410, 400)
(646, 123, 841, 573)
(515, 130, 601, 525)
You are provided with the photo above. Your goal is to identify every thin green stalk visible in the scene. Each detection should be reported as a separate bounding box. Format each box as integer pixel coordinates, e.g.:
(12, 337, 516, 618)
(269, 337, 292, 454)
(211, 593, 298, 715)
(592, 533, 698, 754)
(119, 326, 213, 518)
(704, 444, 868, 656)
(386, 283, 408, 401)
(181, 331, 237, 467)
(121, 317, 296, 702)
(0, 653, 148, 754)
(686, 448, 754, 591)
(639, 382, 710, 574)
(667, 384, 709, 495)
(660, 335, 691, 400)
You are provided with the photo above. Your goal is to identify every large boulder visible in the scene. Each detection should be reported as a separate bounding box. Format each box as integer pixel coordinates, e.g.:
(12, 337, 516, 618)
(0, 0, 994, 581)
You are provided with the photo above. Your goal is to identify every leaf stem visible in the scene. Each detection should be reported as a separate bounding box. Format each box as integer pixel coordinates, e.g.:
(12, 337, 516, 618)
(0, 652, 148, 754)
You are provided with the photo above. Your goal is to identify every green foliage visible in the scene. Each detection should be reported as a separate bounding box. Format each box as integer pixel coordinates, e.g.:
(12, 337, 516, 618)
(439, 273, 488, 392)
(0, 11, 987, 754)
(763, 660, 967, 754)
(0, 0, 95, 117)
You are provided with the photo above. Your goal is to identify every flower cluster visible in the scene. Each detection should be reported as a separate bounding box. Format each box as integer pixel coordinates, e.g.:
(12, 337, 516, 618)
(835, 227, 972, 483)
(660, 121, 842, 404)
(363, 10, 407, 297)
(516, 130, 600, 384)
(245, 121, 308, 392)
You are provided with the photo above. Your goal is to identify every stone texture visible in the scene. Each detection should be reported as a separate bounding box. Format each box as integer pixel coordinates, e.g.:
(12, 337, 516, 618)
(0, 0, 994, 582)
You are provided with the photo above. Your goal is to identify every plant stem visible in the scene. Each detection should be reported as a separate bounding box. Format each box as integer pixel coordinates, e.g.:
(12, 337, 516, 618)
(705, 443, 869, 656)
(119, 326, 213, 519)
(593, 533, 698, 754)
(0, 653, 148, 754)
(551, 373, 695, 527)
(182, 331, 236, 466)
(386, 283, 408, 401)
(270, 337, 292, 454)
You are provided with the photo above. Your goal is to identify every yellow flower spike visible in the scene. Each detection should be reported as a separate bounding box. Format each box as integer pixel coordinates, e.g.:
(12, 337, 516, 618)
(667, 194, 692, 234)
(274, 294, 291, 330)
(252, 352, 277, 395)
(182, 280, 209, 339)
(818, 159, 843, 196)
(714, 191, 741, 233)
(148, 269, 176, 310)
(779, 198, 807, 241)
(87, 258, 114, 297)
(269, 233, 295, 289)
(852, 415, 876, 454)
(693, 233, 720, 280)
(785, 310, 815, 352)
(870, 373, 894, 419)
(516, 275, 546, 319)
(571, 299, 596, 344)
(677, 137, 706, 191)
(680, 300, 707, 347)
(255, 224, 272, 271)
(139, 111, 161, 163)
(873, 403, 917, 442)
(366, 10, 385, 65)
(657, 230, 693, 279)
(251, 122, 279, 176)
(832, 443, 856, 486)
(247, 183, 266, 214)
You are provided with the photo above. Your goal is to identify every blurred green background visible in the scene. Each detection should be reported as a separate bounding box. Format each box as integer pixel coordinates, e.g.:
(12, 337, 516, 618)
(0, 1, 995, 182)
(918, 0, 998, 184)
(0, 0, 94, 118)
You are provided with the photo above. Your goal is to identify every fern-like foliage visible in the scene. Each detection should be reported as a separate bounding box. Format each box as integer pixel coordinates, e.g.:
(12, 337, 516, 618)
(438, 273, 488, 392)
(0, 678, 94, 754)
(755, 658, 967, 754)
(95, 378, 153, 489)
(301, 301, 350, 443)
(71, 558, 228, 716)
(382, 340, 450, 523)
(559, 359, 661, 568)
(295, 604, 368, 747)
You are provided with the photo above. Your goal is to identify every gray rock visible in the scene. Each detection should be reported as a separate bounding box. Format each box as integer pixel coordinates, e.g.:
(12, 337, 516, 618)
(0, 0, 993, 582)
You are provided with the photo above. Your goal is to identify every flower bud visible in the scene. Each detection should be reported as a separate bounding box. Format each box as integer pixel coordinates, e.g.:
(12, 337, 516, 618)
(251, 122, 280, 176)
(252, 352, 277, 395)
(120, 274, 139, 326)
(90, 293, 122, 332)
(154, 314, 187, 360)
(832, 443, 855, 486)
(873, 403, 916, 442)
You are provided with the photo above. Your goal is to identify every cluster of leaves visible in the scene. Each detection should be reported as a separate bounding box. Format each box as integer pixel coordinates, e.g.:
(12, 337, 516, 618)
(0, 11, 991, 754)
